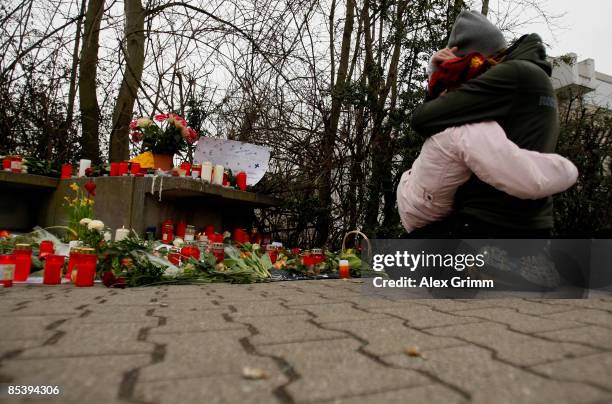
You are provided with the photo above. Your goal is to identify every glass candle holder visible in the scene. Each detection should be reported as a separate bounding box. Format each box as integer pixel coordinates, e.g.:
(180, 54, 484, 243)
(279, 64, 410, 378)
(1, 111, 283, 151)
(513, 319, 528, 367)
(110, 162, 120, 176)
(212, 242, 225, 263)
(61, 164, 73, 179)
(236, 171, 247, 191)
(66, 247, 82, 280)
(43, 255, 65, 285)
(13, 244, 32, 281)
(309, 248, 322, 265)
(184, 225, 196, 241)
(119, 161, 129, 176)
(176, 222, 187, 239)
(130, 162, 141, 175)
(162, 222, 174, 244)
(39, 240, 55, 259)
(0, 254, 15, 287)
(338, 259, 350, 279)
(75, 249, 97, 287)
(191, 164, 202, 179)
(266, 245, 278, 264)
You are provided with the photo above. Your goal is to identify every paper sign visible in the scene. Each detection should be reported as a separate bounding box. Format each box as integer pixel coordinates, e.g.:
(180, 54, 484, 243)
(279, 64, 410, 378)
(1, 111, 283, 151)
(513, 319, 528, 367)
(193, 138, 271, 185)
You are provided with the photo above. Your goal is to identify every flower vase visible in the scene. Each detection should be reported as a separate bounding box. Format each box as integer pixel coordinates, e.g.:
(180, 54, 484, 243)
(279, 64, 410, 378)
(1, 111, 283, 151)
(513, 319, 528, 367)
(153, 154, 174, 171)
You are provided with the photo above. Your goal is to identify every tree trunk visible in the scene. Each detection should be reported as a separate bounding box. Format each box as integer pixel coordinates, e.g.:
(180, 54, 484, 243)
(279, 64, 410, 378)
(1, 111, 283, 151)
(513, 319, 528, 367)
(109, 0, 145, 162)
(78, 0, 104, 164)
(481, 0, 490, 16)
(316, 0, 355, 245)
(362, 0, 406, 237)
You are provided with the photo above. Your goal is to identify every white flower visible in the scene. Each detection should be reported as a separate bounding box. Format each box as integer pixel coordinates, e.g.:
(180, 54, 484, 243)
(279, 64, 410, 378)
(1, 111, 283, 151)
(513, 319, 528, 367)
(80, 218, 92, 226)
(137, 117, 152, 127)
(88, 220, 105, 232)
(173, 237, 184, 247)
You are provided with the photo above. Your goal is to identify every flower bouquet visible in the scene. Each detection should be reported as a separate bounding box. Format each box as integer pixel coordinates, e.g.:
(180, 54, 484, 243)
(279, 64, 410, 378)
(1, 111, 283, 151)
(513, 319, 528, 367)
(129, 114, 199, 170)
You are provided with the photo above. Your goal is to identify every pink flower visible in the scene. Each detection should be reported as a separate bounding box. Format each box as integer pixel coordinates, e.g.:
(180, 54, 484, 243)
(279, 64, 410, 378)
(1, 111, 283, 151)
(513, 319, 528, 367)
(182, 127, 198, 144)
(154, 114, 168, 122)
(168, 113, 187, 128)
(131, 131, 144, 142)
(129, 119, 138, 130)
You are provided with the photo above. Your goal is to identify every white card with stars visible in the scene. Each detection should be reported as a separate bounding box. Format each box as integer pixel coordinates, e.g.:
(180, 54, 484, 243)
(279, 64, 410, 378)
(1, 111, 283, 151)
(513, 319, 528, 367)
(194, 137, 271, 185)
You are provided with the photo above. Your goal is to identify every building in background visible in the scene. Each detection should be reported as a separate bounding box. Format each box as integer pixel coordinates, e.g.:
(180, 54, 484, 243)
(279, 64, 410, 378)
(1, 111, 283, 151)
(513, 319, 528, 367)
(550, 53, 612, 110)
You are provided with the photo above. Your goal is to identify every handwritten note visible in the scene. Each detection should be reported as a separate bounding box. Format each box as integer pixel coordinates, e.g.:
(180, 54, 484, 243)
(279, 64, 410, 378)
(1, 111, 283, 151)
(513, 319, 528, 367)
(193, 138, 271, 185)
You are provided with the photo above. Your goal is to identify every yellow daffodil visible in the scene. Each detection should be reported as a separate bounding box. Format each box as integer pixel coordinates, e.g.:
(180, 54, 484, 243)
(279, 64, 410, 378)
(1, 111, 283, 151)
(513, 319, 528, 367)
(70, 183, 79, 192)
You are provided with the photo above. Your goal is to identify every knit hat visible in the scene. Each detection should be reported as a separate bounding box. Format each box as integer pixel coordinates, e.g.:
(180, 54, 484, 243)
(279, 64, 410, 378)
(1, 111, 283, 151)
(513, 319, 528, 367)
(447, 10, 506, 57)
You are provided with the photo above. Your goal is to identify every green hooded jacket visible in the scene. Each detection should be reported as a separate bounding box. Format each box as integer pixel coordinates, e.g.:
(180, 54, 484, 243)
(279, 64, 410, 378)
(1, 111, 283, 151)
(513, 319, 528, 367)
(411, 34, 560, 230)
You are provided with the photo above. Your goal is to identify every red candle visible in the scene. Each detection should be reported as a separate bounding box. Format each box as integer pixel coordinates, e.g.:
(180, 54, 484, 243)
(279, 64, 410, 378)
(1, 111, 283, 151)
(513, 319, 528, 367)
(110, 162, 120, 176)
(267, 247, 278, 264)
(10, 157, 23, 173)
(43, 255, 65, 285)
(39, 240, 54, 259)
(236, 171, 247, 191)
(205, 225, 215, 238)
(0, 254, 15, 287)
(222, 171, 229, 186)
(60, 164, 73, 179)
(162, 221, 174, 244)
(339, 259, 350, 279)
(66, 248, 82, 280)
(75, 250, 97, 287)
(212, 242, 224, 263)
(2, 158, 10, 171)
(13, 244, 32, 281)
(176, 221, 187, 239)
(130, 162, 141, 175)
(119, 161, 129, 176)
(180, 162, 191, 176)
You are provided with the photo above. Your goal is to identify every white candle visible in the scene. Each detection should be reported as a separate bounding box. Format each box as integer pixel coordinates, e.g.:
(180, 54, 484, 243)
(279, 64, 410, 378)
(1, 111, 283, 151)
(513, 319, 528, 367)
(212, 164, 224, 185)
(78, 159, 91, 177)
(201, 162, 212, 183)
(115, 226, 130, 242)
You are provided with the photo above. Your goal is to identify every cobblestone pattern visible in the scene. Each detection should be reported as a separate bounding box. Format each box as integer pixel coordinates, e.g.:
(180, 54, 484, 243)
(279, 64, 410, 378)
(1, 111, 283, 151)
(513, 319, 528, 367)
(1, 281, 611, 403)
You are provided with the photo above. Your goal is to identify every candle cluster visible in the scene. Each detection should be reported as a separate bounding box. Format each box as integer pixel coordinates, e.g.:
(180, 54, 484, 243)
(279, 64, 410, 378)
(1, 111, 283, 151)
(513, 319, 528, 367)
(0, 239, 98, 288)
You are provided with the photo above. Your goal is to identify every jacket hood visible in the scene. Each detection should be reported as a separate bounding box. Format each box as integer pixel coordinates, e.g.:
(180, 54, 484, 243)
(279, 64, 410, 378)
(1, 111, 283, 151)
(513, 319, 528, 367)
(503, 34, 552, 76)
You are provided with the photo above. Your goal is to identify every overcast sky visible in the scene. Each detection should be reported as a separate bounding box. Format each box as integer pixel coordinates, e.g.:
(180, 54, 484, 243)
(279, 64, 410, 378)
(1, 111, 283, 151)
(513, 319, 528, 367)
(517, 0, 612, 73)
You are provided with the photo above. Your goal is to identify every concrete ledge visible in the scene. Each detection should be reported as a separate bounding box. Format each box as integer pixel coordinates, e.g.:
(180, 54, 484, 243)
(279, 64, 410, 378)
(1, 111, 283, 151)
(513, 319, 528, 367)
(0, 172, 59, 189)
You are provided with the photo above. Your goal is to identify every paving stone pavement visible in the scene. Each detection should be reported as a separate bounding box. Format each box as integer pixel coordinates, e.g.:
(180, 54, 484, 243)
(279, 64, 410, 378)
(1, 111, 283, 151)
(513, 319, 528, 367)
(1, 280, 612, 404)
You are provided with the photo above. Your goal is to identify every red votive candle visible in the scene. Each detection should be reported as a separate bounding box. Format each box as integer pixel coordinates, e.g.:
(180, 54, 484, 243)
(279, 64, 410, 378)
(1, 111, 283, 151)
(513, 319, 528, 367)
(118, 161, 129, 176)
(110, 162, 120, 176)
(0, 254, 15, 287)
(75, 249, 97, 287)
(338, 259, 350, 279)
(176, 221, 187, 239)
(212, 242, 224, 263)
(43, 255, 65, 285)
(266, 245, 278, 264)
(2, 158, 11, 171)
(222, 171, 229, 186)
(205, 225, 215, 238)
(236, 171, 247, 191)
(61, 164, 73, 179)
(162, 222, 174, 244)
(66, 247, 82, 280)
(13, 244, 32, 281)
(39, 240, 54, 259)
(180, 162, 191, 176)
(130, 162, 141, 175)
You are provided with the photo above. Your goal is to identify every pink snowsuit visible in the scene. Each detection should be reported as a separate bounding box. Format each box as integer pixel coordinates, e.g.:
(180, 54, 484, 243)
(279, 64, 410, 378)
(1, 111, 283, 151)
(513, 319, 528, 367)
(397, 121, 578, 233)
